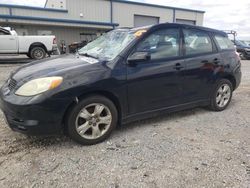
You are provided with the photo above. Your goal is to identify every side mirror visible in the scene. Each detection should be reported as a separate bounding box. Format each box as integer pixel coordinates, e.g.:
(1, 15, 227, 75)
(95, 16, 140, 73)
(127, 52, 151, 64)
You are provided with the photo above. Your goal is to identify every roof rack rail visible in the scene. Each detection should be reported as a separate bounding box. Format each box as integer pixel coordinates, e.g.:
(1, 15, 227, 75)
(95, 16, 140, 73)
(222, 30, 237, 42)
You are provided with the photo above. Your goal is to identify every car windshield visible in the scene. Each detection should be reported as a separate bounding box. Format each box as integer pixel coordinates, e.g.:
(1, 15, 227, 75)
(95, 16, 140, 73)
(235, 40, 248, 47)
(78, 29, 136, 61)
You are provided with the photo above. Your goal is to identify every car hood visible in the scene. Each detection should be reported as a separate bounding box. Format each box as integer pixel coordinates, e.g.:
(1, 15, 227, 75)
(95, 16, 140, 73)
(11, 54, 103, 82)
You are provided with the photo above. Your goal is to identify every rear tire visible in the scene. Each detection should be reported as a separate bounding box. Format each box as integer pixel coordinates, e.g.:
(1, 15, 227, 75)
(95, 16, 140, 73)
(30, 46, 46, 60)
(209, 79, 233, 111)
(66, 95, 118, 145)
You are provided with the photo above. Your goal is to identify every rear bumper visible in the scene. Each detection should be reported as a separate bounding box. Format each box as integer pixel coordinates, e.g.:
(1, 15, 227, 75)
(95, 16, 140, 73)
(48, 44, 58, 54)
(0, 91, 72, 135)
(234, 65, 241, 90)
(52, 44, 58, 51)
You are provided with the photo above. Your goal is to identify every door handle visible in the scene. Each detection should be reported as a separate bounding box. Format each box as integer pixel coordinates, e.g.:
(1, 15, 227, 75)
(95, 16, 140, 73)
(201, 60, 209, 64)
(174, 63, 184, 70)
(213, 58, 220, 64)
(9, 38, 15, 40)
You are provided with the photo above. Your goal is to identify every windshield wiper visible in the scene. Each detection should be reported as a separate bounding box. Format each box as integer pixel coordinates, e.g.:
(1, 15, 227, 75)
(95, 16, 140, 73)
(79, 52, 98, 59)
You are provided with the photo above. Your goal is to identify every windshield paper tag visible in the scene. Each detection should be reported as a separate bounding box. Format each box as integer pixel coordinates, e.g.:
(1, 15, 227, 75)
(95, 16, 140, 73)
(80, 56, 99, 64)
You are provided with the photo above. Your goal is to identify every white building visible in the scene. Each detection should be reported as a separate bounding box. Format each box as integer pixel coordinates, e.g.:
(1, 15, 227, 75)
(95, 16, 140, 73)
(0, 0, 205, 45)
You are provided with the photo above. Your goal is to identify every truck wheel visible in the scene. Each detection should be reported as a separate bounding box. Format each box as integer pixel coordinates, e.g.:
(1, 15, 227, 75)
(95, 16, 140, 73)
(66, 95, 118, 145)
(30, 47, 46, 60)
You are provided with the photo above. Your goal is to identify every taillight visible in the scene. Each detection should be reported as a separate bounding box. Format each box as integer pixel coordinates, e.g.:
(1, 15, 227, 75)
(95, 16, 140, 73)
(53, 37, 57, 44)
(234, 46, 240, 57)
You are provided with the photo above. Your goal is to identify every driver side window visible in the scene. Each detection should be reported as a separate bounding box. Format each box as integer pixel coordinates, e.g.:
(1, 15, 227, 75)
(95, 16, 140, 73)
(134, 28, 180, 60)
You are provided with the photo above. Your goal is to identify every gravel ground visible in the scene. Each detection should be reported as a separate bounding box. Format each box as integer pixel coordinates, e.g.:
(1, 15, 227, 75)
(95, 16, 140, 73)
(0, 61, 249, 188)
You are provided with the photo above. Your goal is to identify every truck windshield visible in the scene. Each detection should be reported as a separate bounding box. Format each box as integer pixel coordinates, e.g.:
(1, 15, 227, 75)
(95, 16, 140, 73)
(78, 29, 136, 61)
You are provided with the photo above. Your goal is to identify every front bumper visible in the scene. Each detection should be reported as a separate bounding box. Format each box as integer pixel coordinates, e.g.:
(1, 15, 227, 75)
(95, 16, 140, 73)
(239, 50, 250, 59)
(0, 91, 72, 135)
(244, 53, 250, 59)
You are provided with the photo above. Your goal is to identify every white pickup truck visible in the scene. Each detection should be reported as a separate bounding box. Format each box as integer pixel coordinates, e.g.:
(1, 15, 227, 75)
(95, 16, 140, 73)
(0, 27, 58, 59)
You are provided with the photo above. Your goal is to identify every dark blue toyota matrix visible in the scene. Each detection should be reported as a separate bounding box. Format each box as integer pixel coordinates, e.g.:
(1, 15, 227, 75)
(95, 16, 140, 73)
(0, 23, 241, 145)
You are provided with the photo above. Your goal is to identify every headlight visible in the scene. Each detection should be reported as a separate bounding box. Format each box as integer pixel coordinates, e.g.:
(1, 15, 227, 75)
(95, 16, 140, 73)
(15, 77, 63, 96)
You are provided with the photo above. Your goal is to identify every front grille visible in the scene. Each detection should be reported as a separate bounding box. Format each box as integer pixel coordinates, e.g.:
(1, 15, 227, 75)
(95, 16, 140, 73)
(8, 78, 17, 90)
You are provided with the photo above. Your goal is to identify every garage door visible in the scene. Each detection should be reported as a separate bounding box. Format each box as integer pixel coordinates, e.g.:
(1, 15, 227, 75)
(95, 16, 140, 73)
(134, 15, 159, 27)
(176, 19, 196, 25)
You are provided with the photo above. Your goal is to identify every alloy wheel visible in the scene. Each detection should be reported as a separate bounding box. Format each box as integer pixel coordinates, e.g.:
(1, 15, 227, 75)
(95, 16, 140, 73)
(75, 103, 112, 140)
(216, 84, 231, 108)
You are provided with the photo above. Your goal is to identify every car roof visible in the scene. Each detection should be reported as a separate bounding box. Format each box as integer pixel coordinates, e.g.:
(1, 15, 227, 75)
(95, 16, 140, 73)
(127, 23, 227, 37)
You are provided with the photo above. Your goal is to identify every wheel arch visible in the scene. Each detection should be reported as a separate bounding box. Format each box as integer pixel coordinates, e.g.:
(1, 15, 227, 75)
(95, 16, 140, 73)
(29, 42, 48, 54)
(62, 90, 122, 134)
(222, 74, 236, 90)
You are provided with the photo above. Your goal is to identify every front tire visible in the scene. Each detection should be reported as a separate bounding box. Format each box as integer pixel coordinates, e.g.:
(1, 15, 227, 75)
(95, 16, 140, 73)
(66, 95, 118, 145)
(26, 53, 31, 58)
(209, 79, 233, 111)
(239, 52, 247, 60)
(30, 46, 46, 60)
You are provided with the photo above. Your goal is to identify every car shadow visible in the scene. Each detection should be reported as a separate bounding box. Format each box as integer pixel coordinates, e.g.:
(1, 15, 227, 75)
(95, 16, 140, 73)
(15, 102, 238, 148)
(22, 107, 209, 148)
(116, 107, 208, 132)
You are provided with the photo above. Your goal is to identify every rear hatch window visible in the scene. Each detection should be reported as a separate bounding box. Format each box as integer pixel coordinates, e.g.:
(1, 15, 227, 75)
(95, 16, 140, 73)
(214, 35, 235, 50)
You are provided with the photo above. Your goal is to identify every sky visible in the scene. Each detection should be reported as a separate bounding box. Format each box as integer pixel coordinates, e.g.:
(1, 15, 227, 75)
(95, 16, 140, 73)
(139, 0, 250, 40)
(0, 0, 249, 39)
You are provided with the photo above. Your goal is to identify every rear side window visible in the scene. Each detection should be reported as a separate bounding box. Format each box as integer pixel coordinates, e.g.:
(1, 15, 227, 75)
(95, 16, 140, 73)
(183, 29, 213, 55)
(214, 35, 235, 50)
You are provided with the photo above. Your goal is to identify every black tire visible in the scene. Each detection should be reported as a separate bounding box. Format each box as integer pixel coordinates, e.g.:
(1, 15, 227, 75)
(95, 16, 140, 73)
(239, 52, 247, 60)
(26, 53, 31, 58)
(66, 95, 118, 145)
(30, 46, 46, 60)
(209, 79, 233, 111)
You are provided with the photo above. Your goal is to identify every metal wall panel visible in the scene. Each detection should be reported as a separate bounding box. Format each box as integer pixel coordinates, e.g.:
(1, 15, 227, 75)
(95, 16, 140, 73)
(5, 23, 106, 45)
(66, 0, 110, 22)
(7, 0, 111, 24)
(45, 0, 67, 10)
(175, 10, 203, 26)
(0, 19, 112, 29)
(195, 13, 204, 26)
(1, 0, 204, 28)
(0, 0, 205, 48)
(134, 15, 159, 27)
(113, 2, 174, 27)
(0, 7, 10, 15)
(11, 9, 70, 19)
(176, 19, 196, 25)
